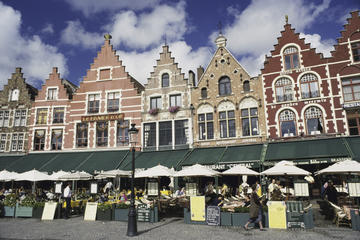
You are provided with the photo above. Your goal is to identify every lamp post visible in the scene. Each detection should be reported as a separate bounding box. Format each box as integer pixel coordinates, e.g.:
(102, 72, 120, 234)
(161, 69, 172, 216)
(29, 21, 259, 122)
(127, 123, 138, 237)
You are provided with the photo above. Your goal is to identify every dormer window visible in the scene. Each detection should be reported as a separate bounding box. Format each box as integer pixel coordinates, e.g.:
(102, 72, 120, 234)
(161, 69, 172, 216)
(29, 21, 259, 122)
(352, 42, 360, 62)
(162, 73, 169, 87)
(201, 88, 207, 99)
(47, 88, 57, 100)
(283, 46, 299, 70)
(9, 89, 19, 101)
(243, 80, 250, 92)
(218, 76, 231, 96)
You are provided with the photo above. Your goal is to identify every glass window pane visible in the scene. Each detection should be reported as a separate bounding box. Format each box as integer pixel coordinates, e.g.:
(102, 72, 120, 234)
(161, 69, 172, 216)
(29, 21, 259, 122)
(206, 113, 213, 121)
(281, 121, 296, 136)
(228, 119, 236, 137)
(207, 122, 214, 139)
(250, 108, 258, 116)
(285, 55, 291, 70)
(348, 118, 357, 127)
(228, 110, 235, 118)
(293, 54, 299, 68)
(220, 120, 227, 138)
(251, 117, 259, 135)
(242, 118, 250, 136)
(159, 121, 172, 146)
(241, 109, 248, 117)
(219, 112, 226, 119)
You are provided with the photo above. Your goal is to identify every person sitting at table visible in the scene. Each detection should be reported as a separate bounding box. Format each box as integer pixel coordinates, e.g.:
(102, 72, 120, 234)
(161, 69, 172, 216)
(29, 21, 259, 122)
(175, 187, 186, 198)
(221, 183, 230, 197)
(136, 188, 144, 199)
(119, 189, 128, 201)
(325, 180, 338, 204)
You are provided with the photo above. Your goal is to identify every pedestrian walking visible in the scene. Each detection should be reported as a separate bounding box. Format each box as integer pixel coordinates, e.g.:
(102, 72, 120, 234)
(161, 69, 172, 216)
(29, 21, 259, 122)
(244, 184, 265, 231)
(63, 183, 72, 219)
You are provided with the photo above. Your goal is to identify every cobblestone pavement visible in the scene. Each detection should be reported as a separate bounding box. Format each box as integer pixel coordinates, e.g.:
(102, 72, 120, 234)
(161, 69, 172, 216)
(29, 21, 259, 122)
(0, 216, 358, 240)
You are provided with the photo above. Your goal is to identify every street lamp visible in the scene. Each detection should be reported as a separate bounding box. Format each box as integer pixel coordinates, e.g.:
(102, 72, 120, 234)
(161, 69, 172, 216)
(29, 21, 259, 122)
(127, 123, 139, 237)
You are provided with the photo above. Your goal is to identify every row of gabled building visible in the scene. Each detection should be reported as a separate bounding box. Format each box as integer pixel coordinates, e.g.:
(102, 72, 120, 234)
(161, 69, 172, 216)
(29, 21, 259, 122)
(0, 12, 359, 171)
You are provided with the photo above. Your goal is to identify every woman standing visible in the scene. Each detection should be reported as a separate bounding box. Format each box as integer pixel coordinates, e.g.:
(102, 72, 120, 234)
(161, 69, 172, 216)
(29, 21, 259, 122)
(244, 184, 265, 231)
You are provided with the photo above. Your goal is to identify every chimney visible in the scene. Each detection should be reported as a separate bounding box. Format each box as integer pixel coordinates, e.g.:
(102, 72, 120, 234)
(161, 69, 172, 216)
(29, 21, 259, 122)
(188, 70, 196, 86)
(197, 66, 204, 83)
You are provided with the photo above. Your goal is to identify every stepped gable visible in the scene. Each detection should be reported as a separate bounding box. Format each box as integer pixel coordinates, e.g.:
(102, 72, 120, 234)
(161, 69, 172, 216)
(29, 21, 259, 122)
(80, 36, 143, 93)
(262, 22, 325, 74)
(146, 45, 186, 88)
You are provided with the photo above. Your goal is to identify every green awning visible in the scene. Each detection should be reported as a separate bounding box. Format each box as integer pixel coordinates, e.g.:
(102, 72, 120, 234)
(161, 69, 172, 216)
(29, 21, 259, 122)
(264, 138, 351, 165)
(217, 144, 263, 168)
(39, 152, 93, 173)
(7, 153, 57, 173)
(77, 150, 129, 173)
(345, 136, 360, 161)
(179, 147, 226, 168)
(0, 155, 25, 171)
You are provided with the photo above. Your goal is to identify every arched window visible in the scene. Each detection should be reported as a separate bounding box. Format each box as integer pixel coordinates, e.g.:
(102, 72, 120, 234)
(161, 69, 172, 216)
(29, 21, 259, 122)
(304, 106, 323, 135)
(300, 73, 319, 99)
(161, 73, 169, 87)
(275, 78, 293, 102)
(218, 76, 231, 96)
(201, 87, 207, 99)
(283, 46, 299, 70)
(279, 109, 297, 137)
(243, 80, 250, 92)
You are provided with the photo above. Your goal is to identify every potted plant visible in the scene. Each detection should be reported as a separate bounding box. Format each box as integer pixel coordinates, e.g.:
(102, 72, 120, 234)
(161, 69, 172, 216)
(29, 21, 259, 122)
(168, 106, 180, 114)
(220, 208, 232, 226)
(231, 206, 250, 226)
(16, 195, 36, 217)
(96, 203, 113, 221)
(148, 108, 159, 116)
(3, 194, 16, 217)
(113, 202, 129, 221)
(32, 201, 45, 219)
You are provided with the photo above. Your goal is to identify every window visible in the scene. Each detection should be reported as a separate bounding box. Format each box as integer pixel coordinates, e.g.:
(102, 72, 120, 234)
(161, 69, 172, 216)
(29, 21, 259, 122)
(348, 117, 360, 135)
(99, 68, 110, 80)
(305, 107, 323, 135)
(47, 88, 57, 100)
(301, 74, 320, 99)
(283, 46, 299, 70)
(352, 42, 360, 62)
(0, 111, 10, 127)
(241, 108, 259, 136)
(117, 120, 129, 146)
(88, 94, 100, 113)
(201, 88, 207, 99)
(219, 110, 236, 138)
(243, 81, 250, 92)
(342, 76, 360, 102)
(34, 130, 45, 151)
(11, 133, 24, 151)
(175, 120, 188, 145)
(150, 97, 162, 109)
(219, 76, 231, 96)
(162, 73, 169, 87)
(51, 129, 62, 150)
(9, 89, 19, 101)
(76, 123, 88, 147)
(144, 123, 156, 148)
(198, 113, 214, 140)
(36, 108, 48, 125)
(159, 121, 172, 146)
(275, 78, 293, 102)
(14, 110, 27, 127)
(107, 92, 120, 112)
(0, 134, 6, 151)
(96, 121, 108, 147)
(53, 107, 64, 123)
(170, 94, 181, 107)
(279, 109, 297, 137)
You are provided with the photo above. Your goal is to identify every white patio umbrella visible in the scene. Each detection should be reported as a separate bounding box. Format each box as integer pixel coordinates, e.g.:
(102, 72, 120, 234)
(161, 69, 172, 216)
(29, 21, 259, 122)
(261, 160, 311, 176)
(135, 165, 175, 178)
(0, 170, 19, 182)
(58, 171, 92, 181)
(15, 169, 50, 181)
(95, 169, 131, 179)
(49, 170, 71, 181)
(315, 160, 360, 175)
(174, 164, 220, 177)
(222, 165, 260, 176)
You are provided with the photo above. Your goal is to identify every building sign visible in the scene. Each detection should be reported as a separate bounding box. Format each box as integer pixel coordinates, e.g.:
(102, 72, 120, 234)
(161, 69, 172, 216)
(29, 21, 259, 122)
(81, 113, 124, 122)
(343, 101, 360, 109)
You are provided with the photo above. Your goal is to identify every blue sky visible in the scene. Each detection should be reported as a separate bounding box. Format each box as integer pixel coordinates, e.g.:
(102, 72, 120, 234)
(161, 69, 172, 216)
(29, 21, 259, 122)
(0, 0, 358, 89)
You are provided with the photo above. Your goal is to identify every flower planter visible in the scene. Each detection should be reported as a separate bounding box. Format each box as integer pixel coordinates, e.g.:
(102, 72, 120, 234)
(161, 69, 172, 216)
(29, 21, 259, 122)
(3, 206, 15, 217)
(96, 208, 112, 221)
(304, 209, 314, 229)
(351, 209, 360, 231)
(220, 212, 232, 226)
(114, 208, 129, 221)
(231, 212, 250, 226)
(15, 203, 33, 218)
(183, 208, 206, 225)
(32, 207, 44, 219)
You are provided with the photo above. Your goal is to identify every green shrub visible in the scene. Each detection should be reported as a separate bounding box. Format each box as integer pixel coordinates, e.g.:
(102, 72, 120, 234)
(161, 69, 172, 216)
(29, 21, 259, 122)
(4, 194, 17, 207)
(115, 202, 129, 209)
(234, 206, 250, 213)
(19, 195, 37, 207)
(97, 203, 112, 212)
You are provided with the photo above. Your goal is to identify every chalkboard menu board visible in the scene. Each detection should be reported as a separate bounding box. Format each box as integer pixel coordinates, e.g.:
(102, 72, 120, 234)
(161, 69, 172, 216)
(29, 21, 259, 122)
(206, 206, 220, 226)
(137, 204, 151, 222)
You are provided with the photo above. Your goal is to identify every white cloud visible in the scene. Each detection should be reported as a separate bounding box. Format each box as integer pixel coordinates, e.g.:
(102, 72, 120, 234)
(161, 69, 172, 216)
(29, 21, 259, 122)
(212, 0, 332, 76)
(60, 20, 103, 49)
(0, 2, 67, 89)
(108, 1, 187, 50)
(118, 41, 211, 85)
(41, 23, 54, 34)
(64, 0, 160, 17)
(299, 33, 335, 57)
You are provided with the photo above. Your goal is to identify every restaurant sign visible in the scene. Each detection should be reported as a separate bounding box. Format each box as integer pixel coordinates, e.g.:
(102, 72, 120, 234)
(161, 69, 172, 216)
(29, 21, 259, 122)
(81, 113, 124, 122)
(343, 101, 360, 109)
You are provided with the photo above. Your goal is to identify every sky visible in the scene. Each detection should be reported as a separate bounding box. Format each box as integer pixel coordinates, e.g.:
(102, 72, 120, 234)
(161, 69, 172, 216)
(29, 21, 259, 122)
(0, 0, 358, 90)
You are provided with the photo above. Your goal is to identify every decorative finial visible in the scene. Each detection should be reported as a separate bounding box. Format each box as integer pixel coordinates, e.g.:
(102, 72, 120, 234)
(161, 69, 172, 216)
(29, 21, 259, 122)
(104, 33, 112, 41)
(218, 21, 223, 35)
(285, 15, 288, 24)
